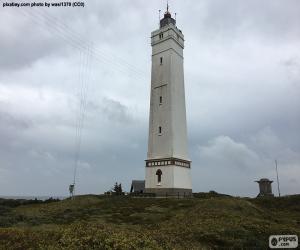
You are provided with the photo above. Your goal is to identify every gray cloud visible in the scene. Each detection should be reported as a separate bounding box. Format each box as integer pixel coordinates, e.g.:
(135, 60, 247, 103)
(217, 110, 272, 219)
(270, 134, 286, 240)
(0, 9, 68, 70)
(0, 0, 299, 197)
(198, 136, 260, 171)
(96, 97, 133, 124)
(0, 110, 32, 130)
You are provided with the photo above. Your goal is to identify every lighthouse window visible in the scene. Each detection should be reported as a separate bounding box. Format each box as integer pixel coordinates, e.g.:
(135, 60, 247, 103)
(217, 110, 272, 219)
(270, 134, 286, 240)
(156, 169, 162, 184)
(159, 126, 162, 134)
(160, 57, 163, 65)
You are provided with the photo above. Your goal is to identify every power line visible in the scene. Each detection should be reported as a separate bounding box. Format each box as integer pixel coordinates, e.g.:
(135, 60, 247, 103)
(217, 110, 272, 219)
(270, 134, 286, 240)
(19, 8, 148, 80)
(73, 44, 93, 196)
(17, 8, 149, 196)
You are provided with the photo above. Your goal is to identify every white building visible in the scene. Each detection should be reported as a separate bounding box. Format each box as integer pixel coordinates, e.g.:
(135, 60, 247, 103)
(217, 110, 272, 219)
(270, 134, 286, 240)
(145, 7, 192, 197)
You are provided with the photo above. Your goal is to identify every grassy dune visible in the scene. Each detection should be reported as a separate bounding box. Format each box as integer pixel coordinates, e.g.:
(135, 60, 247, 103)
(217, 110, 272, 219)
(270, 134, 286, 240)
(0, 194, 299, 249)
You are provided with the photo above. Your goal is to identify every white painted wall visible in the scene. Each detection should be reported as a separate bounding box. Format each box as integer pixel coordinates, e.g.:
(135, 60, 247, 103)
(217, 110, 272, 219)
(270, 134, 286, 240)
(147, 23, 189, 160)
(145, 166, 174, 189)
(145, 166, 192, 189)
(146, 21, 192, 191)
(173, 166, 192, 189)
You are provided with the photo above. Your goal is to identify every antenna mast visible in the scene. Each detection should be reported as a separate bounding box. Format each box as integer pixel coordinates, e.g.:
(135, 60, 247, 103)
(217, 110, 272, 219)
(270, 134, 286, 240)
(275, 159, 281, 197)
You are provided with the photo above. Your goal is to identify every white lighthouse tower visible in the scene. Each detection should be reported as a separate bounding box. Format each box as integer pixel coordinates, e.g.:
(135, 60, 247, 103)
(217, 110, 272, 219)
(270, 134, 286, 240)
(145, 6, 192, 197)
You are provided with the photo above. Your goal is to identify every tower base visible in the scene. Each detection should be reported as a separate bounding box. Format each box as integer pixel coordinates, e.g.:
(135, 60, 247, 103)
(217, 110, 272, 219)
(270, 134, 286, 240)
(145, 188, 192, 197)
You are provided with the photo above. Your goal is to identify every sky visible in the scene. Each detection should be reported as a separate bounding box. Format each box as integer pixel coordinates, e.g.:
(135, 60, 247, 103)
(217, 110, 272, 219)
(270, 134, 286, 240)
(0, 0, 299, 197)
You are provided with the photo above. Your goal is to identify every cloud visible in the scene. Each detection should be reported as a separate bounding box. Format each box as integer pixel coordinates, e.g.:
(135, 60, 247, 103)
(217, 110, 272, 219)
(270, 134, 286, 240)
(0, 0, 299, 197)
(280, 56, 300, 82)
(192, 128, 299, 196)
(99, 97, 133, 123)
(0, 8, 69, 71)
(198, 136, 260, 171)
(0, 110, 32, 130)
(248, 127, 282, 156)
(192, 0, 300, 42)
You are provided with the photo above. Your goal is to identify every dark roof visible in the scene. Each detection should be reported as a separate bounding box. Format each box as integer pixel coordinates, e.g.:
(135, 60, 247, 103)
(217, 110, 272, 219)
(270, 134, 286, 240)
(255, 178, 273, 183)
(130, 180, 145, 193)
(160, 15, 176, 28)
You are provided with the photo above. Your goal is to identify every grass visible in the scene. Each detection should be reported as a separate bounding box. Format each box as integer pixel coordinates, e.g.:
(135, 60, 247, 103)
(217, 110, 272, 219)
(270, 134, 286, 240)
(0, 193, 299, 249)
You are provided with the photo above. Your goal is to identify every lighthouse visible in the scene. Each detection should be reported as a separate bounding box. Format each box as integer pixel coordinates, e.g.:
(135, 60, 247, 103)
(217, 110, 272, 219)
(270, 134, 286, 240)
(145, 6, 192, 197)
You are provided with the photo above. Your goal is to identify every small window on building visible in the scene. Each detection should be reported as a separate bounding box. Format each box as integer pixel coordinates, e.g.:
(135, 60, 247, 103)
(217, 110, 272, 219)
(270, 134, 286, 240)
(159, 126, 162, 134)
(159, 33, 164, 39)
(156, 169, 162, 184)
(159, 96, 162, 104)
(160, 57, 163, 65)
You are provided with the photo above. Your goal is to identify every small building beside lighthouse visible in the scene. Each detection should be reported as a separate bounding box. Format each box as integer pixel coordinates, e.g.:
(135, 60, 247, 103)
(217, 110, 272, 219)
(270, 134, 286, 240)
(255, 178, 274, 197)
(145, 6, 192, 197)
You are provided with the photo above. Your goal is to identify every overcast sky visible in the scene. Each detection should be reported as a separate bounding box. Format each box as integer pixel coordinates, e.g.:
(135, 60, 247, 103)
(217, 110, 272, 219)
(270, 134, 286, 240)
(0, 0, 299, 197)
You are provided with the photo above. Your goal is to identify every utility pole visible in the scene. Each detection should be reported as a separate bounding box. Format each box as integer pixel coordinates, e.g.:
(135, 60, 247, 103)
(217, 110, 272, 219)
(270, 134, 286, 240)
(275, 160, 281, 197)
(159, 10, 161, 25)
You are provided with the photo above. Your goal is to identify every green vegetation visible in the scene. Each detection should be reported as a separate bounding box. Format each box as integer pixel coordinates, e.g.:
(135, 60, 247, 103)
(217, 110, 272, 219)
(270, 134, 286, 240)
(0, 194, 299, 249)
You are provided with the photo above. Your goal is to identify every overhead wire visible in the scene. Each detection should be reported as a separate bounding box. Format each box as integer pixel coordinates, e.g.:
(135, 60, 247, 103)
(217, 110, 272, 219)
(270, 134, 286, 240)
(19, 7, 147, 80)
(73, 44, 92, 194)
(36, 7, 148, 77)
(73, 49, 83, 191)
(18, 7, 149, 196)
